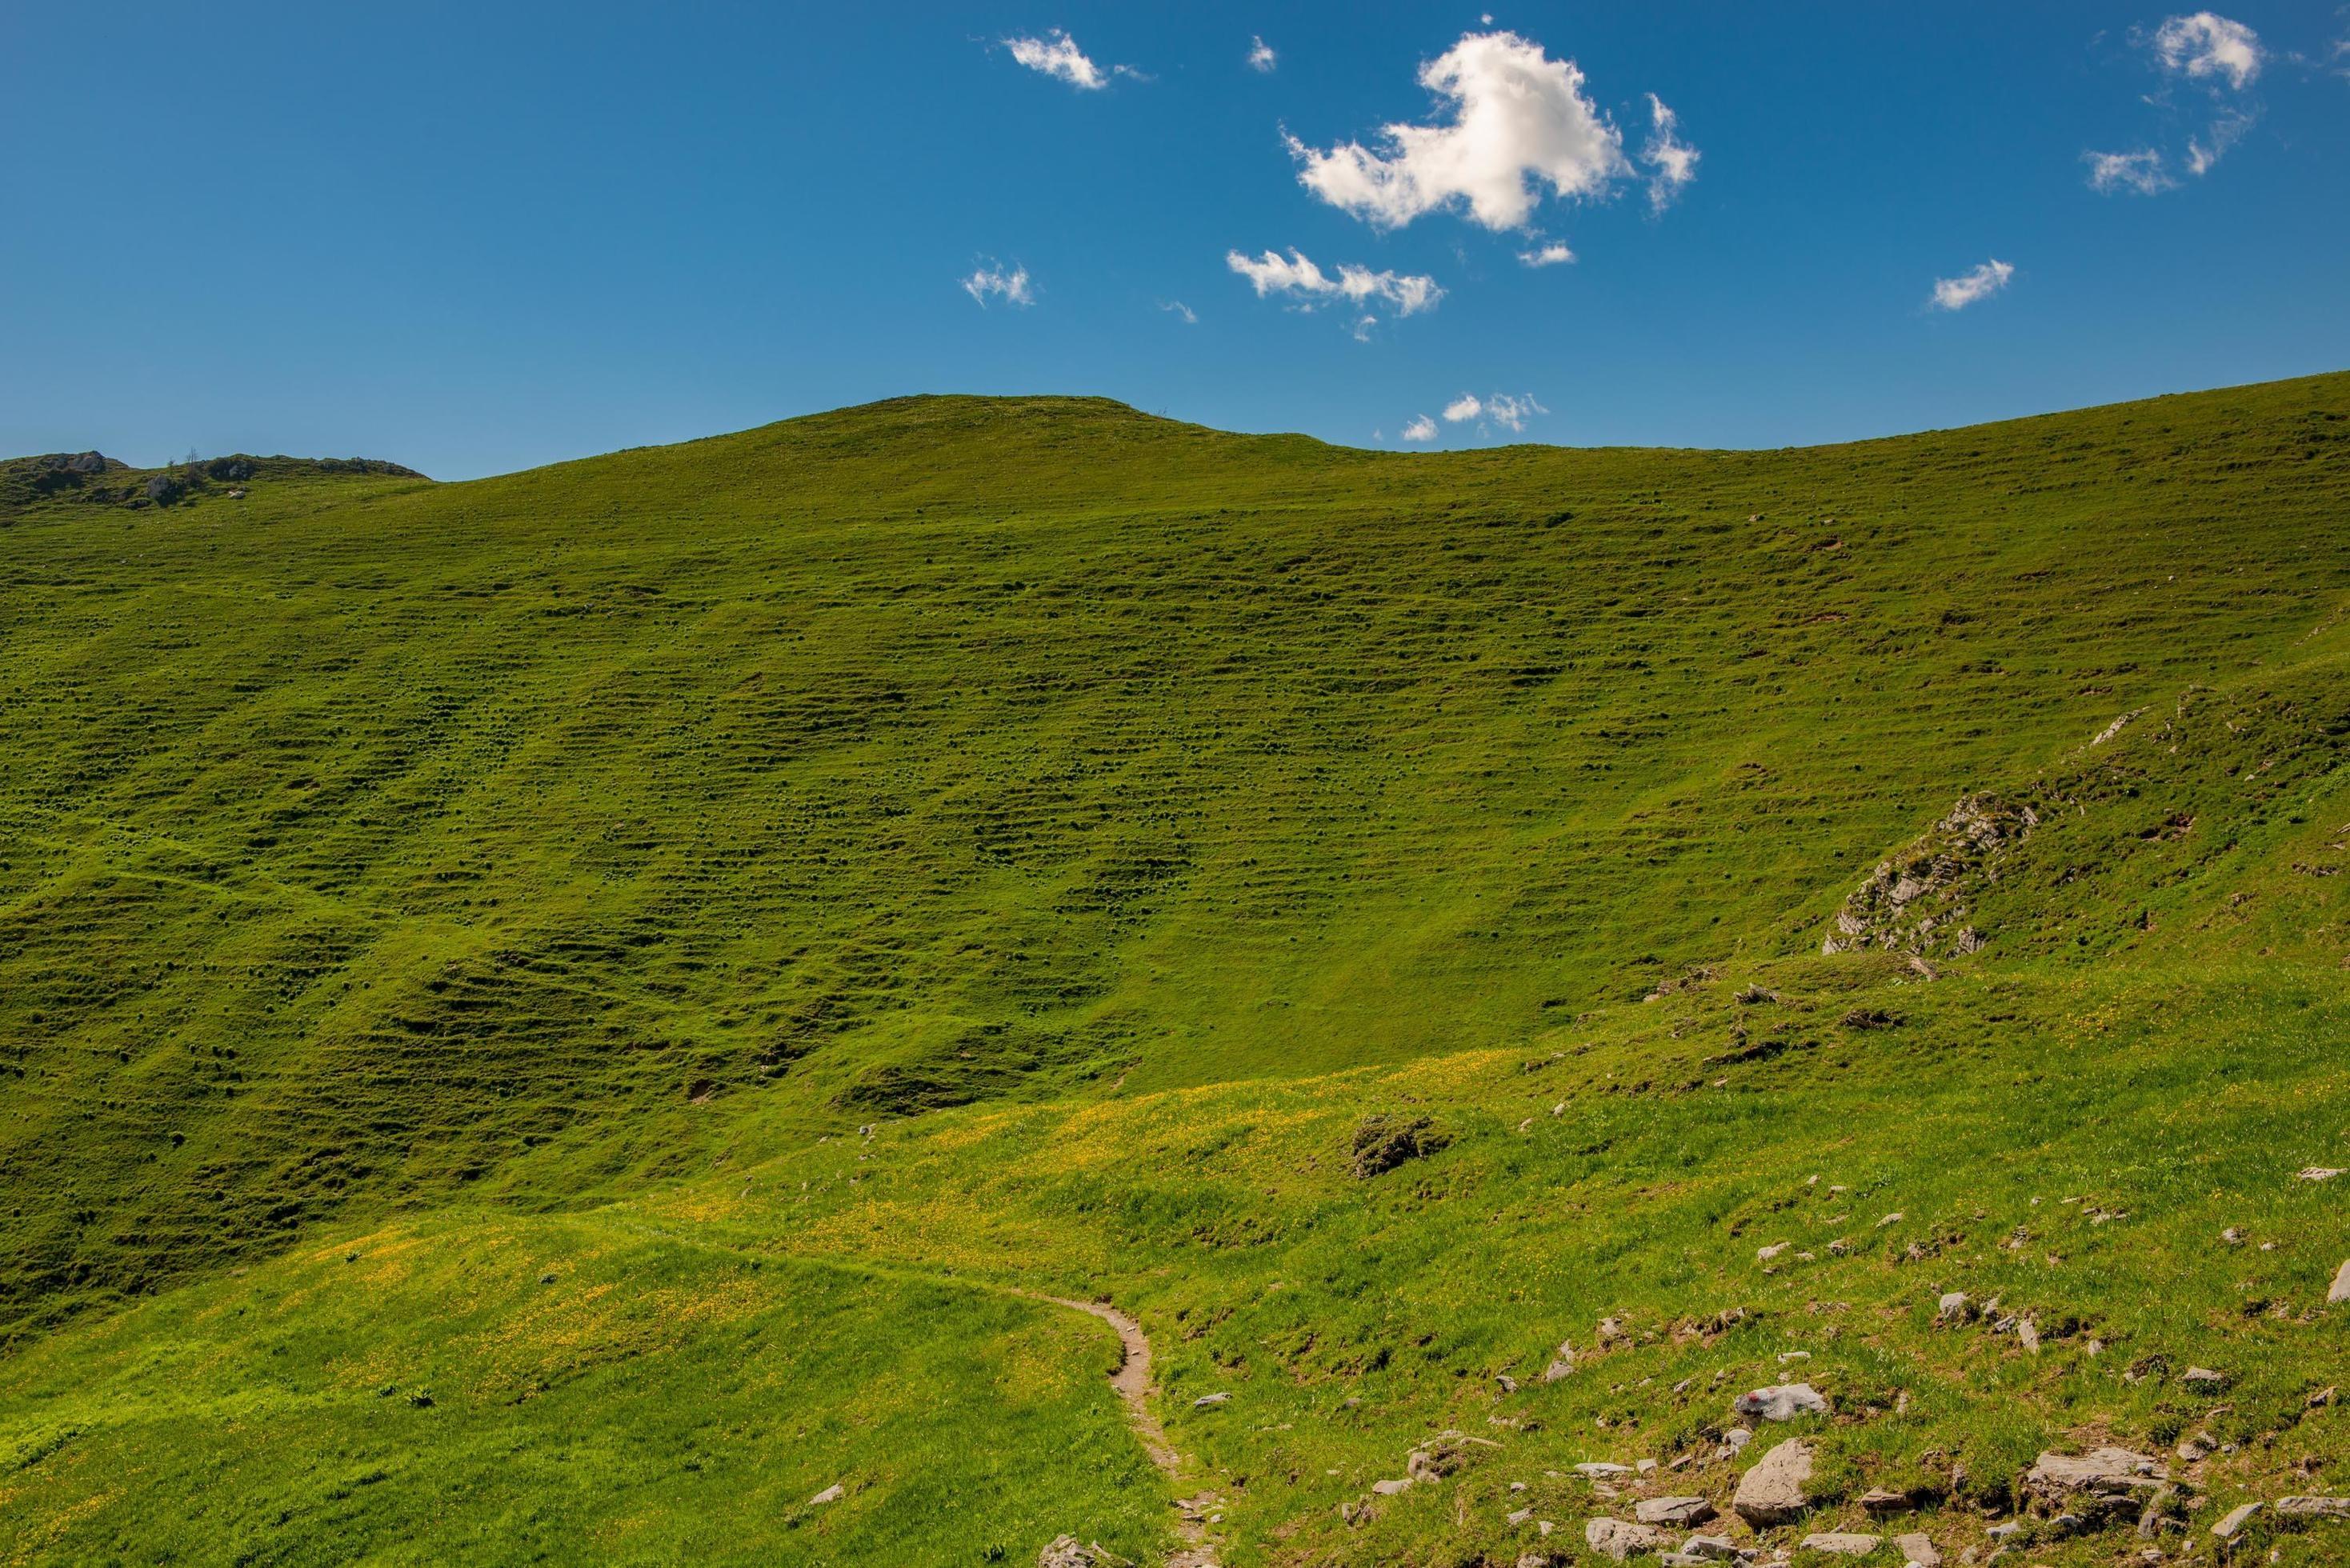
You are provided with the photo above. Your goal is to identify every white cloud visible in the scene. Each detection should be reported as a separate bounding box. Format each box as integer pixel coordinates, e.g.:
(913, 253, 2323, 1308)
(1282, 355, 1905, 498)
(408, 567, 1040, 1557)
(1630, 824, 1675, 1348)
(1929, 258, 2015, 312)
(1285, 30, 1643, 231)
(2185, 109, 2252, 174)
(962, 262, 1034, 307)
(1005, 29, 1109, 90)
(1640, 94, 1699, 211)
(1443, 394, 1483, 422)
(1401, 414, 1438, 442)
(1484, 393, 1546, 432)
(1518, 241, 1575, 267)
(2084, 147, 2173, 194)
(1248, 35, 1277, 73)
(1225, 247, 1444, 318)
(1160, 300, 1197, 324)
(2152, 12, 2263, 90)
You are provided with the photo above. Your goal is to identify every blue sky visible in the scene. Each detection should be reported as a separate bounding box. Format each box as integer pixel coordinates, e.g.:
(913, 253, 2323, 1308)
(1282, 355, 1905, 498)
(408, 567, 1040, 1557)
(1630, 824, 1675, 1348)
(4, 2, 2347, 478)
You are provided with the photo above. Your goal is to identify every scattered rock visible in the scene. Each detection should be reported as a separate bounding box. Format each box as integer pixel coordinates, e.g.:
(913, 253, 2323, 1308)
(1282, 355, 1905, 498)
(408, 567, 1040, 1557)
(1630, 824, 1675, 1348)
(2211, 1500, 2263, 1541)
(1193, 1392, 1231, 1407)
(1351, 1113, 1451, 1178)
(1575, 1462, 1637, 1478)
(1801, 1533, 1881, 1557)
(2275, 1496, 2350, 1521)
(1757, 1242, 1792, 1263)
(2222, 1227, 2247, 1246)
(1936, 1291, 1971, 1322)
(2299, 1167, 2344, 1182)
(1732, 1438, 1815, 1527)
(2178, 1433, 2216, 1462)
(1407, 1429, 1497, 1482)
(2330, 1262, 2350, 1305)
(1584, 1518, 1671, 1561)
(1635, 1497, 1715, 1527)
(808, 1482, 845, 1506)
(2017, 1316, 2040, 1353)
(1543, 1339, 1576, 1382)
(1734, 1383, 1828, 1422)
(1678, 1536, 1741, 1562)
(1722, 1427, 1753, 1454)
(1370, 1478, 1412, 1496)
(2023, 1447, 2168, 1520)
(1823, 794, 2039, 958)
(1894, 1532, 1940, 1566)
(1860, 1487, 1914, 1514)
(2182, 1366, 2229, 1389)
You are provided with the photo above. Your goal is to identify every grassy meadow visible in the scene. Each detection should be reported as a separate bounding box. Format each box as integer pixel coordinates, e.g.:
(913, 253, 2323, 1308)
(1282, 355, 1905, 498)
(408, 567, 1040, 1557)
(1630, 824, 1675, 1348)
(2, 374, 2348, 1564)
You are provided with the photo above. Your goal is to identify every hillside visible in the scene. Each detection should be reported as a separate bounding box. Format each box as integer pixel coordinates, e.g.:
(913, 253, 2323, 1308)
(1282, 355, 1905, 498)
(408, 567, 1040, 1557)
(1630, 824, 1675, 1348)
(3, 376, 2350, 1566)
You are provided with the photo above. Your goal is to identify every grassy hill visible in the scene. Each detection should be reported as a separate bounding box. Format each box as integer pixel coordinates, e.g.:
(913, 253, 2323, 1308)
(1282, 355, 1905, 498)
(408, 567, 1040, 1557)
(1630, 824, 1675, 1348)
(2, 374, 2348, 1566)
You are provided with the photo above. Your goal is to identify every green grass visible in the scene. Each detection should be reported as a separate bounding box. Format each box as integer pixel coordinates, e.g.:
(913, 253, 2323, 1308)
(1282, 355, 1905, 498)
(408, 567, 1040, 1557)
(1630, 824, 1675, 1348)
(2, 374, 2348, 1564)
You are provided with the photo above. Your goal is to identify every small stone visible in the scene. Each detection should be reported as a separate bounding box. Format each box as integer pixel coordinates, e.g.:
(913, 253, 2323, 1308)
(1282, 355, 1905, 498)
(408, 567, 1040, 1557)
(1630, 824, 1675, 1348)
(1193, 1391, 1231, 1407)
(1723, 1427, 1753, 1452)
(1985, 1520, 2025, 1542)
(1508, 1507, 1534, 1526)
(1635, 1496, 1716, 1527)
(1732, 1438, 1814, 1527)
(1575, 1462, 1637, 1478)
(1860, 1487, 1912, 1514)
(1734, 1382, 1829, 1422)
(2178, 1433, 2216, 1462)
(1585, 1518, 1671, 1560)
(808, 1482, 845, 1506)
(1545, 1340, 1577, 1382)
(2181, 1366, 2228, 1389)
(2330, 1261, 2350, 1305)
(1371, 1478, 1412, 1495)
(1637, 1459, 1658, 1475)
(2211, 1500, 2262, 1540)
(2310, 1386, 2339, 1409)
(1679, 1537, 1742, 1562)
(2300, 1167, 2345, 1182)
(2222, 1226, 2247, 1246)
(1895, 1532, 1941, 1567)
(1802, 1532, 1883, 1556)
(2017, 1317, 2040, 1353)
(1038, 1536, 1102, 1568)
(1878, 1212, 1904, 1227)
(1498, 1374, 1519, 1393)
(1937, 1291, 1971, 1321)
(1757, 1242, 1792, 1263)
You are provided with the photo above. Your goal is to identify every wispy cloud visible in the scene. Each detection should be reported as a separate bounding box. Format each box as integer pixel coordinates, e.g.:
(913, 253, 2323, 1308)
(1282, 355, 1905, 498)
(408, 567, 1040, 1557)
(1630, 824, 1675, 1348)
(1443, 394, 1483, 422)
(1401, 414, 1438, 442)
(1286, 30, 1666, 233)
(962, 262, 1034, 308)
(1484, 393, 1545, 432)
(1929, 258, 2015, 312)
(1518, 242, 1575, 268)
(1225, 247, 1443, 319)
(1004, 29, 1111, 90)
(1640, 94, 1699, 212)
(1247, 35, 1277, 73)
(1159, 299, 1197, 325)
(2152, 11, 2264, 89)
(2084, 147, 2173, 194)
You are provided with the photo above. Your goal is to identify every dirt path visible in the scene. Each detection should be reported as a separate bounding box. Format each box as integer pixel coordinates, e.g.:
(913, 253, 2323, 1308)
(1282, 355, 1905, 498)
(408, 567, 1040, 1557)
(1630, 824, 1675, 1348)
(1042, 1296, 1218, 1566)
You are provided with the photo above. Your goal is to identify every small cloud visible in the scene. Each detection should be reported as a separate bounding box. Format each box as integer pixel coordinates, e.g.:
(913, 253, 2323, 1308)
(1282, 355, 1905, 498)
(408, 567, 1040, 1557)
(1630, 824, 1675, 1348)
(1485, 393, 1545, 432)
(1401, 414, 1438, 442)
(1640, 94, 1700, 212)
(1226, 247, 1444, 319)
(1443, 394, 1483, 422)
(1930, 258, 2015, 312)
(1247, 35, 1277, 73)
(1518, 241, 1575, 267)
(2152, 11, 2263, 90)
(963, 262, 1034, 307)
(2185, 108, 2252, 174)
(1004, 28, 1111, 90)
(1159, 300, 1198, 324)
(2084, 147, 2172, 194)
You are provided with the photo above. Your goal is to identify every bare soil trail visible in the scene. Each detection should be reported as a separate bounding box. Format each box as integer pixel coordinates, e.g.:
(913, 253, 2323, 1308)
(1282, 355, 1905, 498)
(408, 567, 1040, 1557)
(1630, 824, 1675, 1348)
(1042, 1295, 1219, 1566)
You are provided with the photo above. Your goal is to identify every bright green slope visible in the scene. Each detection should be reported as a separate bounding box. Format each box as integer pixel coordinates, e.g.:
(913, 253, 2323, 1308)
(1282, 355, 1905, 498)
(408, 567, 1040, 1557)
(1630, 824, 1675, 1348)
(2, 374, 2349, 1566)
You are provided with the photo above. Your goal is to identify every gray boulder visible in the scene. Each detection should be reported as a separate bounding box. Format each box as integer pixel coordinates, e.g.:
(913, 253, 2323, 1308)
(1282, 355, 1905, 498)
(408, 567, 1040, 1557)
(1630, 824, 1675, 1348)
(1585, 1518, 1671, 1560)
(1635, 1496, 1715, 1527)
(1732, 1438, 1815, 1526)
(1734, 1382, 1828, 1422)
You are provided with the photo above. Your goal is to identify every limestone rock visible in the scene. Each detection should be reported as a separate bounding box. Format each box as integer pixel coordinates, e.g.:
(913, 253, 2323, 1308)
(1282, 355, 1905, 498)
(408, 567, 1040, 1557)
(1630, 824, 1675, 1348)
(1936, 1291, 1970, 1322)
(1732, 1438, 1815, 1527)
(2212, 1500, 2263, 1541)
(1801, 1533, 1881, 1557)
(2023, 1447, 2168, 1518)
(2330, 1261, 2350, 1305)
(1585, 1517, 1671, 1560)
(1678, 1537, 1742, 1561)
(1733, 1382, 1829, 1422)
(2275, 1496, 2350, 1522)
(1370, 1477, 1411, 1496)
(1635, 1496, 1715, 1527)
(1575, 1462, 1636, 1478)
(807, 1482, 845, 1506)
(1894, 1532, 1941, 1566)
